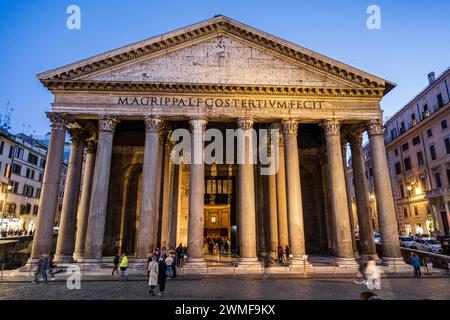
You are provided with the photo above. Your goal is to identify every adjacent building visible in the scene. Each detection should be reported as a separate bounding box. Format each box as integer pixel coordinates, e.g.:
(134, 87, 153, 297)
(383, 68, 450, 237)
(0, 130, 68, 235)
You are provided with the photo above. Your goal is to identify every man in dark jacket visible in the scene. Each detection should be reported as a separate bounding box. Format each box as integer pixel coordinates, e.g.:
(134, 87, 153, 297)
(176, 244, 184, 267)
(158, 258, 167, 296)
(112, 254, 120, 276)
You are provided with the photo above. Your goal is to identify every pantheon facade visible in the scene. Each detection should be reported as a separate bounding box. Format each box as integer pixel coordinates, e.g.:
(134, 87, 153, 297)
(30, 16, 406, 270)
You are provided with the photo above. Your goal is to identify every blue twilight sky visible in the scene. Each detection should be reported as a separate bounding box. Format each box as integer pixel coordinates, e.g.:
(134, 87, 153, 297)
(0, 0, 449, 135)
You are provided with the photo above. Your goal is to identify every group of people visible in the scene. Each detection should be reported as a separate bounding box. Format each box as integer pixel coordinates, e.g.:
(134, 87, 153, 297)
(111, 244, 186, 296)
(276, 245, 290, 264)
(0, 229, 32, 238)
(205, 237, 230, 255)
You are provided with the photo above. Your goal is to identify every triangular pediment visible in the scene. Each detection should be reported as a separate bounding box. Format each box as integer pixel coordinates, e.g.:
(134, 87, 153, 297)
(84, 36, 348, 87)
(38, 16, 395, 94)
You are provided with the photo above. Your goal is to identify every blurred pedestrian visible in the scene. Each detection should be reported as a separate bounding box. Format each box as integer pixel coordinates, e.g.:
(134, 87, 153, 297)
(33, 254, 49, 284)
(148, 256, 159, 296)
(119, 253, 128, 282)
(112, 253, 120, 276)
(277, 245, 284, 264)
(176, 244, 183, 267)
(411, 253, 422, 278)
(158, 257, 167, 295)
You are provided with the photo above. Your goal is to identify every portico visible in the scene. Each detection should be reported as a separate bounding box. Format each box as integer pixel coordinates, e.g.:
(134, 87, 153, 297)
(30, 16, 406, 270)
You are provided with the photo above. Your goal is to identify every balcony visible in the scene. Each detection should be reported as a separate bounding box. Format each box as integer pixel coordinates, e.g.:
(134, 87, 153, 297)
(425, 188, 450, 199)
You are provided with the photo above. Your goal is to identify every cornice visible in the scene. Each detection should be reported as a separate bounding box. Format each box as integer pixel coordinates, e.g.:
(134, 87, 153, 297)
(42, 80, 385, 98)
(38, 17, 393, 93)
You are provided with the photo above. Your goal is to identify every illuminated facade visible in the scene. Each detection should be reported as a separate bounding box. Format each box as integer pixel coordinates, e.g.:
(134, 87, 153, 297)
(29, 16, 407, 270)
(384, 68, 450, 237)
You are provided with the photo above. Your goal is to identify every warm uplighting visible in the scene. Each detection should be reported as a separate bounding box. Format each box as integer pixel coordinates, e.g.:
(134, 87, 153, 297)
(407, 185, 412, 191)
(415, 187, 422, 195)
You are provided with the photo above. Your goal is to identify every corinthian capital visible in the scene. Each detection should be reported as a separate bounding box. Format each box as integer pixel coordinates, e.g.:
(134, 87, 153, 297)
(144, 117, 163, 134)
(68, 128, 87, 145)
(367, 119, 383, 136)
(189, 118, 208, 134)
(86, 139, 97, 154)
(46, 112, 68, 132)
(98, 116, 120, 133)
(348, 131, 364, 148)
(237, 118, 254, 131)
(282, 119, 299, 136)
(321, 120, 341, 137)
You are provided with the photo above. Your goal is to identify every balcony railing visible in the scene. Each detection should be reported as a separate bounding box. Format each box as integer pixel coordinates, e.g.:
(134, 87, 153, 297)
(426, 188, 450, 199)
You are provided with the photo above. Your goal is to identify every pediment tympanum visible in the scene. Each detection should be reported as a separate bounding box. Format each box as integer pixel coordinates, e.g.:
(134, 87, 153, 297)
(85, 36, 347, 88)
(38, 16, 395, 96)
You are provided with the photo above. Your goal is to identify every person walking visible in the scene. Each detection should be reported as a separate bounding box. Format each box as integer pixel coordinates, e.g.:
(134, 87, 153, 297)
(223, 240, 229, 254)
(176, 244, 183, 267)
(148, 256, 159, 296)
(33, 254, 49, 284)
(119, 253, 129, 282)
(157, 257, 167, 295)
(169, 248, 177, 278)
(48, 257, 56, 281)
(284, 245, 290, 264)
(277, 245, 284, 264)
(165, 254, 174, 279)
(112, 254, 120, 276)
(411, 253, 422, 278)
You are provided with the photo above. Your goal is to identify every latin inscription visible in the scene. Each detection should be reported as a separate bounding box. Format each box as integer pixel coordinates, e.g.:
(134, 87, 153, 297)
(118, 96, 324, 109)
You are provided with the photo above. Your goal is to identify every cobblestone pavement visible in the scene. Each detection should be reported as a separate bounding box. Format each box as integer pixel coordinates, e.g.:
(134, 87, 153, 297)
(0, 277, 449, 300)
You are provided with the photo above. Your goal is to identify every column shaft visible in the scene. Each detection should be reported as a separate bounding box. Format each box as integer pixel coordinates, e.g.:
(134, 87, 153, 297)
(160, 140, 173, 249)
(276, 135, 289, 247)
(30, 113, 67, 260)
(54, 129, 85, 262)
(73, 141, 96, 260)
(322, 120, 356, 264)
(282, 120, 307, 263)
(368, 119, 404, 265)
(187, 119, 207, 265)
(349, 132, 377, 259)
(136, 118, 162, 259)
(266, 172, 278, 257)
(83, 117, 118, 262)
(237, 119, 257, 263)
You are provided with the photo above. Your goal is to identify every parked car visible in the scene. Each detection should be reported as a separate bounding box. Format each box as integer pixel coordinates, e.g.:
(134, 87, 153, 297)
(411, 238, 443, 253)
(399, 236, 415, 248)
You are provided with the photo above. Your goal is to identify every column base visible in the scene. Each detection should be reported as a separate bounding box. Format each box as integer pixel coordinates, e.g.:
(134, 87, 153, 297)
(237, 257, 261, 270)
(183, 258, 207, 274)
(129, 259, 149, 268)
(53, 254, 74, 264)
(72, 253, 84, 262)
(381, 257, 408, 267)
(184, 258, 207, 268)
(359, 253, 381, 262)
(335, 257, 359, 267)
(20, 258, 39, 272)
(76, 258, 104, 271)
